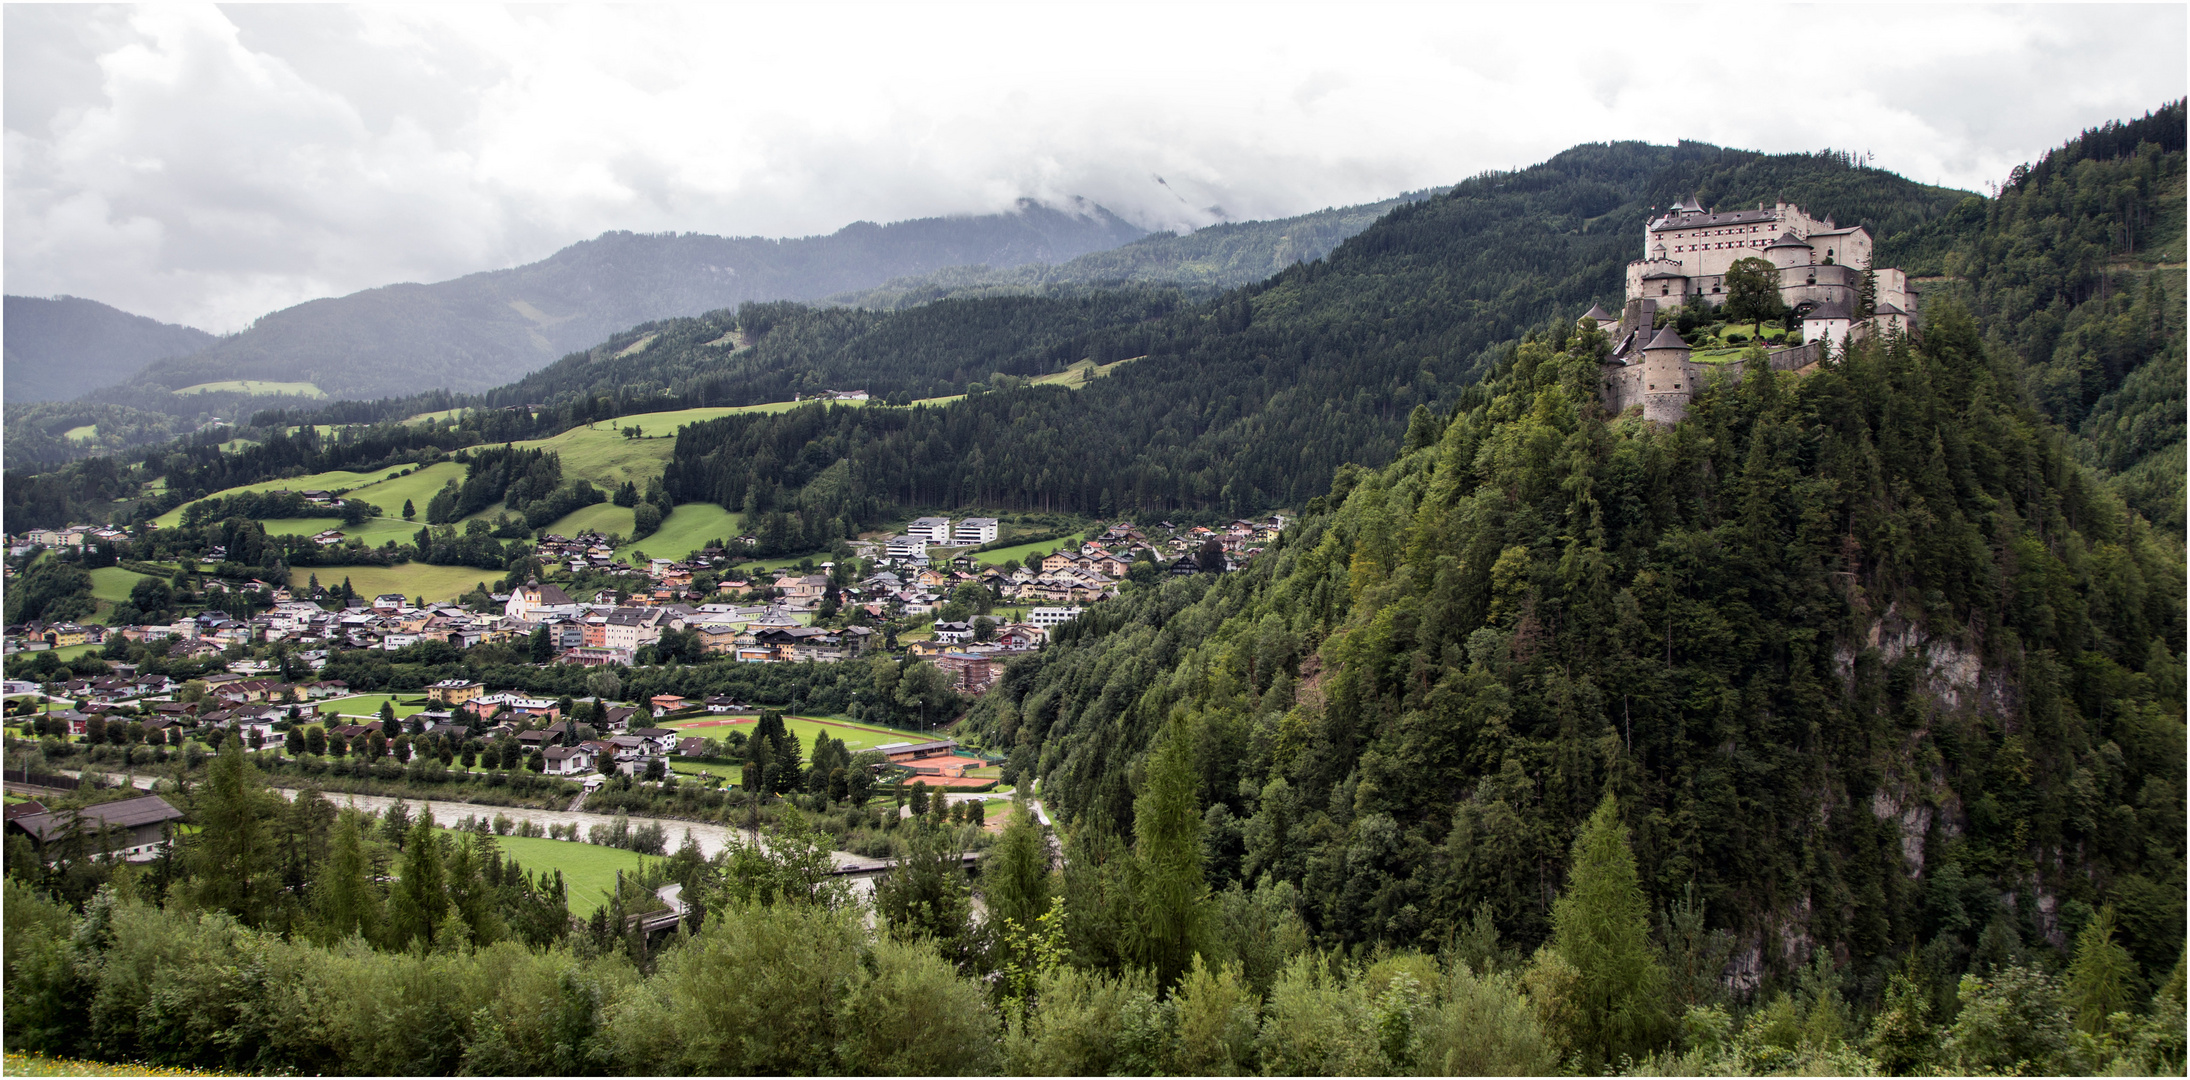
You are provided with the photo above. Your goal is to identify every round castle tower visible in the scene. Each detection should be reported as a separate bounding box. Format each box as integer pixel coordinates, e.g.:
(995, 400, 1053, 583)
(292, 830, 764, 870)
(1639, 325, 1694, 425)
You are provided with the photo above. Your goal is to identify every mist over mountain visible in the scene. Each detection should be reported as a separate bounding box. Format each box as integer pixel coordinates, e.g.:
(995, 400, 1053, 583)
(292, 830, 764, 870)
(2, 295, 218, 404)
(99, 200, 1149, 402)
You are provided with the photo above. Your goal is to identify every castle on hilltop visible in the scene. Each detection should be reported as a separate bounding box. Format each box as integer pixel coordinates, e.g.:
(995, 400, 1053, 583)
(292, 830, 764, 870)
(1590, 199, 1919, 423)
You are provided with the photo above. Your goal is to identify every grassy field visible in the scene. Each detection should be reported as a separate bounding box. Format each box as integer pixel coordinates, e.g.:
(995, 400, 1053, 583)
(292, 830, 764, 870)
(317, 693, 437, 720)
(172, 379, 326, 398)
(2, 1052, 229, 1077)
(541, 501, 634, 539)
(319, 564, 499, 606)
(508, 426, 676, 492)
(969, 531, 1087, 568)
(666, 713, 937, 754)
(62, 425, 96, 441)
(437, 830, 653, 916)
(1029, 356, 1139, 389)
(151, 464, 455, 528)
(252, 515, 422, 548)
(88, 566, 155, 604)
(617, 503, 740, 561)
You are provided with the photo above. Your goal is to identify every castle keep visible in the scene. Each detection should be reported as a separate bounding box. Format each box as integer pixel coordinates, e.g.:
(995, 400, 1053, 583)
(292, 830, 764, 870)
(1591, 199, 1919, 423)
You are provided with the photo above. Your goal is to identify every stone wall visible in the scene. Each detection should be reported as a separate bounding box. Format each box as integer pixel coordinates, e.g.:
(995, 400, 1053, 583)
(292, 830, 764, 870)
(1599, 339, 1824, 423)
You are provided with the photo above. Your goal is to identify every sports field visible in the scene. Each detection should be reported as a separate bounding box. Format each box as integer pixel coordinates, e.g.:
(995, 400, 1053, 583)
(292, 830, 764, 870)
(434, 829, 652, 916)
(665, 713, 938, 753)
(316, 693, 437, 721)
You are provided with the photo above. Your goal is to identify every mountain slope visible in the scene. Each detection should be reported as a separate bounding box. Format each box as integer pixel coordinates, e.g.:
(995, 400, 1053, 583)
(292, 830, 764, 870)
(970, 313, 2185, 1003)
(826, 188, 1446, 309)
(3, 295, 217, 403)
(103, 200, 1148, 402)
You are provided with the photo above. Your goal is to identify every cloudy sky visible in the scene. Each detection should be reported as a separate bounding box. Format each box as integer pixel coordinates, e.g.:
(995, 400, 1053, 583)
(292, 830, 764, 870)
(6, 3, 2183, 334)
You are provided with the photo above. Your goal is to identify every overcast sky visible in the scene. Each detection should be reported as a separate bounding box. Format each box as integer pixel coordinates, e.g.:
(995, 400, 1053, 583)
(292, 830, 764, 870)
(6, 3, 2183, 334)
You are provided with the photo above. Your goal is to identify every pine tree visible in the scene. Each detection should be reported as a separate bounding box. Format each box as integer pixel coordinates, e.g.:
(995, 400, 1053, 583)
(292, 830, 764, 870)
(387, 814, 449, 948)
(314, 810, 379, 943)
(2067, 906, 2138, 1033)
(189, 737, 283, 926)
(1550, 793, 1671, 1067)
(402, 498, 416, 520)
(1127, 721, 1207, 989)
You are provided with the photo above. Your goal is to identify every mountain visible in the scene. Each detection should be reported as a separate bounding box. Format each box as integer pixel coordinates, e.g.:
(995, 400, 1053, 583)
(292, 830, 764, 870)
(3, 294, 218, 403)
(1943, 100, 2186, 530)
(825, 188, 1447, 310)
(966, 305, 2185, 1028)
(101, 199, 1149, 402)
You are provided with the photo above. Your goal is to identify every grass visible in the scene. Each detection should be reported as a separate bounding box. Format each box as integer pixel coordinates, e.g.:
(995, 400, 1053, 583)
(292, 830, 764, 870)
(436, 830, 654, 916)
(1029, 356, 1140, 389)
(171, 379, 327, 398)
(2, 1052, 229, 1077)
(316, 564, 499, 606)
(62, 425, 96, 442)
(969, 531, 1087, 568)
(251, 515, 421, 549)
(507, 426, 676, 492)
(317, 693, 438, 720)
(666, 713, 938, 754)
(88, 566, 155, 604)
(541, 502, 635, 540)
(617, 503, 741, 562)
(151, 464, 460, 528)
(33, 643, 106, 664)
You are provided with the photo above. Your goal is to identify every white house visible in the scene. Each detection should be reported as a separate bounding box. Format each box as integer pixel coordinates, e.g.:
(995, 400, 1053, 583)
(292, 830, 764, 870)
(884, 534, 928, 559)
(906, 517, 953, 544)
(543, 745, 595, 776)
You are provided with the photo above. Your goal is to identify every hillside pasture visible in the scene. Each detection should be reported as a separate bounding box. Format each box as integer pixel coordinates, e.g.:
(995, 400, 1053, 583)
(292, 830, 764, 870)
(970, 531, 1087, 568)
(87, 566, 154, 604)
(540, 502, 634, 541)
(617, 503, 741, 561)
(152, 464, 454, 527)
(172, 380, 326, 398)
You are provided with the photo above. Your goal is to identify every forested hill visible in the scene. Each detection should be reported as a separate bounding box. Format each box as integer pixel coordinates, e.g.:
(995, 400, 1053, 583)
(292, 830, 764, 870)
(2, 295, 217, 403)
(969, 311, 2185, 1032)
(96, 200, 1149, 402)
(652, 141, 1975, 524)
(825, 187, 1447, 310)
(1946, 100, 2186, 530)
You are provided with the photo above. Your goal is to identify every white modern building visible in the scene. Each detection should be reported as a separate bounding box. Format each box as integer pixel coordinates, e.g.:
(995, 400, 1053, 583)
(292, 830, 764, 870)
(907, 517, 953, 544)
(1027, 606, 1082, 628)
(952, 517, 999, 545)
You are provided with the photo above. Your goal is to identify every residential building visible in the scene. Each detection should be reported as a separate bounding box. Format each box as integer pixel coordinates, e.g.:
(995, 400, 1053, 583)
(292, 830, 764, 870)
(1028, 606, 1082, 628)
(952, 518, 999, 545)
(426, 679, 485, 706)
(907, 517, 953, 544)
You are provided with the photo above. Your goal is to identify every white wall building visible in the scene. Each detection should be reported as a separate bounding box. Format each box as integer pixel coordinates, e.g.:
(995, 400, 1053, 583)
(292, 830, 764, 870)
(953, 518, 999, 545)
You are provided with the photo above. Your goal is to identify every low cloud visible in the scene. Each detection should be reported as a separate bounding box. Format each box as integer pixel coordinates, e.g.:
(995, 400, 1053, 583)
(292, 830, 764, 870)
(6, 3, 2182, 332)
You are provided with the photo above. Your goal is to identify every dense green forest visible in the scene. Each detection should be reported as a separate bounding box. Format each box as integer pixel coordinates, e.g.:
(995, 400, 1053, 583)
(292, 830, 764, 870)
(958, 307, 2184, 1064)
(1947, 101, 2187, 531)
(2, 294, 217, 404)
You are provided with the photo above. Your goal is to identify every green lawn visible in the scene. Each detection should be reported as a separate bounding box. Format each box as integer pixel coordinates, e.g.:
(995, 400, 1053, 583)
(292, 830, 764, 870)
(665, 713, 938, 753)
(970, 531, 1087, 568)
(62, 425, 96, 441)
(252, 515, 422, 549)
(87, 566, 154, 604)
(316, 693, 437, 720)
(435, 830, 653, 916)
(37, 643, 105, 663)
(508, 425, 678, 492)
(617, 503, 741, 562)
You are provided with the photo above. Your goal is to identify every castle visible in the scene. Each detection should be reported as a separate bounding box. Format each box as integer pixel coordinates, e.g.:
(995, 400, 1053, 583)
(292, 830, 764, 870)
(1591, 199, 1919, 423)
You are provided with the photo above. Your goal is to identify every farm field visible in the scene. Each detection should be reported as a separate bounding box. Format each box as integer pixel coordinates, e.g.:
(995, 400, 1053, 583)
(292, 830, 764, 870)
(540, 502, 633, 540)
(252, 515, 420, 548)
(507, 425, 675, 491)
(665, 713, 941, 754)
(151, 462, 464, 528)
(434, 829, 652, 916)
(1029, 356, 1140, 389)
(87, 566, 154, 604)
(617, 503, 740, 561)
(318, 563, 500, 606)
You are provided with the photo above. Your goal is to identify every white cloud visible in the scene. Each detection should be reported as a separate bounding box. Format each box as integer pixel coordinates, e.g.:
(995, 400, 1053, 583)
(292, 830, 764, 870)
(6, 2, 2183, 332)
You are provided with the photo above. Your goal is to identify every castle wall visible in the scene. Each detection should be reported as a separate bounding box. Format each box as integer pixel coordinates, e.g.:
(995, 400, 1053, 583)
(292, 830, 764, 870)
(1598, 340, 1825, 423)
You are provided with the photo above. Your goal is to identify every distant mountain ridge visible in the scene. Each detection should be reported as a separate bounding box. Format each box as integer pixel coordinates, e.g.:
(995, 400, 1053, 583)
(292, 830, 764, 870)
(101, 199, 1151, 402)
(826, 187, 1447, 309)
(3, 295, 218, 403)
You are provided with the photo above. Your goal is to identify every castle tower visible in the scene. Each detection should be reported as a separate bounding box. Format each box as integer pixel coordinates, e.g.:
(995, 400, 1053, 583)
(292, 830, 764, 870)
(1639, 326, 1694, 425)
(1764, 231, 1813, 270)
